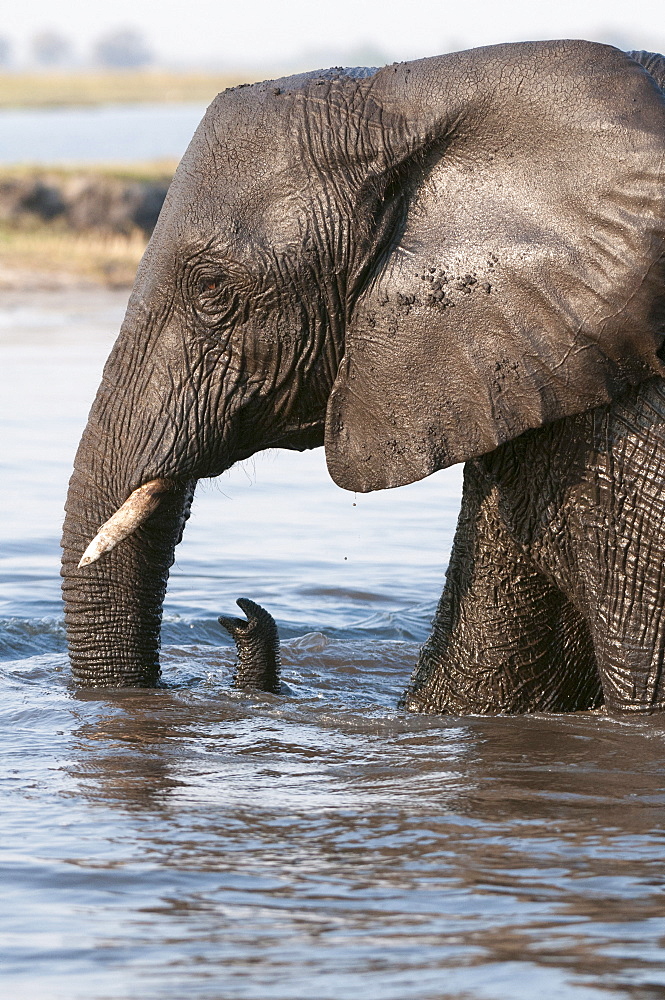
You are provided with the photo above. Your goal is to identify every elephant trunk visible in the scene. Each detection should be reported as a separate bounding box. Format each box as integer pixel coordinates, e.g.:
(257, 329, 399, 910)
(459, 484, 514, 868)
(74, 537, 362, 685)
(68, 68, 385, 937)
(218, 598, 281, 693)
(61, 462, 195, 687)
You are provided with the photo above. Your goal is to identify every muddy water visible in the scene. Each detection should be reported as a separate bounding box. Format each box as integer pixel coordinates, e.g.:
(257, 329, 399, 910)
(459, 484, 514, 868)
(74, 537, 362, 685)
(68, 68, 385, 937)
(2, 289, 665, 1000)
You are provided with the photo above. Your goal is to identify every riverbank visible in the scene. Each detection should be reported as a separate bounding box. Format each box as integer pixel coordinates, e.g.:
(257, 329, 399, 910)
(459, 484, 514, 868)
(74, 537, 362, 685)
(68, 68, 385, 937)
(0, 227, 147, 289)
(0, 163, 174, 288)
(0, 69, 257, 108)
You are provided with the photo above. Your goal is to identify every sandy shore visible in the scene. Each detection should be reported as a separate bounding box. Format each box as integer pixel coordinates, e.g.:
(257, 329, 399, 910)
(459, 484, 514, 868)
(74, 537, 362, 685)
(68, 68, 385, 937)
(0, 262, 95, 291)
(0, 262, 121, 291)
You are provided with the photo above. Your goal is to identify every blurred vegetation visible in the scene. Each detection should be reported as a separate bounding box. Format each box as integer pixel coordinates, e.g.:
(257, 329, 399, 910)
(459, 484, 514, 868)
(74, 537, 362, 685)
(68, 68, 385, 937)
(0, 161, 180, 287)
(0, 69, 257, 108)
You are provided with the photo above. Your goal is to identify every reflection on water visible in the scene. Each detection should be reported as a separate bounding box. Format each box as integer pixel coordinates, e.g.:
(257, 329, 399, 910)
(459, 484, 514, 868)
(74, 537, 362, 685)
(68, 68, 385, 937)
(2, 291, 665, 1000)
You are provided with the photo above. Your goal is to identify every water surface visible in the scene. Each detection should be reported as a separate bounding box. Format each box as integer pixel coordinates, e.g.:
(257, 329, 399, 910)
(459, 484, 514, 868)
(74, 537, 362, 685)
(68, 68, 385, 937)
(2, 290, 665, 999)
(0, 103, 208, 165)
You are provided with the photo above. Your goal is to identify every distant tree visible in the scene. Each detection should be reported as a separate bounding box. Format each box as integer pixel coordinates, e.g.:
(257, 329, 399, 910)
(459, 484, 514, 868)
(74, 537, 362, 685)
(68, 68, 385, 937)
(93, 27, 152, 69)
(31, 30, 73, 67)
(0, 36, 12, 67)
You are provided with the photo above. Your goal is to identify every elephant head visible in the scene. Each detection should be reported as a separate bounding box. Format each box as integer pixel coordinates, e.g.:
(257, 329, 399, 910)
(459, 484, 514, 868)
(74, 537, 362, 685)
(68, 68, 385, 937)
(62, 40, 665, 687)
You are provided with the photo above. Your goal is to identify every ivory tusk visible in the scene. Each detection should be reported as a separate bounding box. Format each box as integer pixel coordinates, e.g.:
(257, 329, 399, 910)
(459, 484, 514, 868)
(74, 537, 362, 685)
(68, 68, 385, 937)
(78, 478, 172, 569)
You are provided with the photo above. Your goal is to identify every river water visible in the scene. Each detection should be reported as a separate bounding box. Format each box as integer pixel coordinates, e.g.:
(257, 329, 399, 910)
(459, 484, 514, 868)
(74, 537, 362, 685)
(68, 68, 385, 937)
(3, 291, 665, 1000)
(0, 103, 208, 165)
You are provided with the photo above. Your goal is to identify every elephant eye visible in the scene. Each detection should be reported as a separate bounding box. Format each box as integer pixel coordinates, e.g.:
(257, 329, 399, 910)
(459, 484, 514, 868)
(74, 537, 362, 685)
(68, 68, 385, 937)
(198, 276, 223, 296)
(190, 260, 250, 329)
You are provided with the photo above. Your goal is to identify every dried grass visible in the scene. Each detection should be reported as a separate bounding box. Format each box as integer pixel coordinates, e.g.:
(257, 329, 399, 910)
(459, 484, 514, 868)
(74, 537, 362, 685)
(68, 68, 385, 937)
(0, 70, 259, 108)
(0, 161, 178, 184)
(0, 223, 146, 288)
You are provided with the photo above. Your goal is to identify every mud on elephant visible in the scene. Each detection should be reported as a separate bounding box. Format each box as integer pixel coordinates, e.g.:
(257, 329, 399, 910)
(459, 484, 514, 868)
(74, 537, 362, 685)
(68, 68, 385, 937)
(62, 41, 665, 713)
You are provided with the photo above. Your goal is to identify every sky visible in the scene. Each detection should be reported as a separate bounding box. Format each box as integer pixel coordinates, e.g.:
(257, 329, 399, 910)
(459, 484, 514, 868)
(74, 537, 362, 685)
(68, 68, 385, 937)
(0, 0, 663, 71)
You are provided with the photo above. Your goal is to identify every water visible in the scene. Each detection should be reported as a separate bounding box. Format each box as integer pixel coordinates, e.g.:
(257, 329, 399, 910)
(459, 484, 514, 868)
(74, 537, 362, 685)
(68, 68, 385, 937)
(0, 103, 208, 164)
(2, 289, 665, 999)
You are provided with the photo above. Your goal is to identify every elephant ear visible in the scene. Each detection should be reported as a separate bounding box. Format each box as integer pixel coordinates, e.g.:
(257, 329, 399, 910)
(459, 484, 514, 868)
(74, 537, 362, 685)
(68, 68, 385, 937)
(324, 41, 665, 492)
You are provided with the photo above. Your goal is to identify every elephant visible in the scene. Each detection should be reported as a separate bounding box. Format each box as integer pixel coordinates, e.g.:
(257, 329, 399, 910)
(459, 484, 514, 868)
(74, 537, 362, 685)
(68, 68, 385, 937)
(61, 40, 665, 714)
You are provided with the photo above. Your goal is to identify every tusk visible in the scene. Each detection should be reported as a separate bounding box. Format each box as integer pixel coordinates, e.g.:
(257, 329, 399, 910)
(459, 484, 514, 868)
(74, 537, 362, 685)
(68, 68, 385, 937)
(78, 478, 172, 569)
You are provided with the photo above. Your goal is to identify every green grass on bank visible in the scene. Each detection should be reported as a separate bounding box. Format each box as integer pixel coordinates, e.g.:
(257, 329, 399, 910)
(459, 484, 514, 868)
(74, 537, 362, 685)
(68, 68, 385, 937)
(0, 69, 260, 108)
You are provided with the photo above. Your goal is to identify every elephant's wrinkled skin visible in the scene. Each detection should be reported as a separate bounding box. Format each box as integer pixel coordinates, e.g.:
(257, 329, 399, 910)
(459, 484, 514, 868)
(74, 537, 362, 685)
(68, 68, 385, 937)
(62, 41, 665, 712)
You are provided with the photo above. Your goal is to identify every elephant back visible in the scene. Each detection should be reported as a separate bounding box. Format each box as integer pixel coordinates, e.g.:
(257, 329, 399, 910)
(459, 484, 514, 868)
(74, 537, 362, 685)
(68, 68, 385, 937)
(629, 50, 665, 91)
